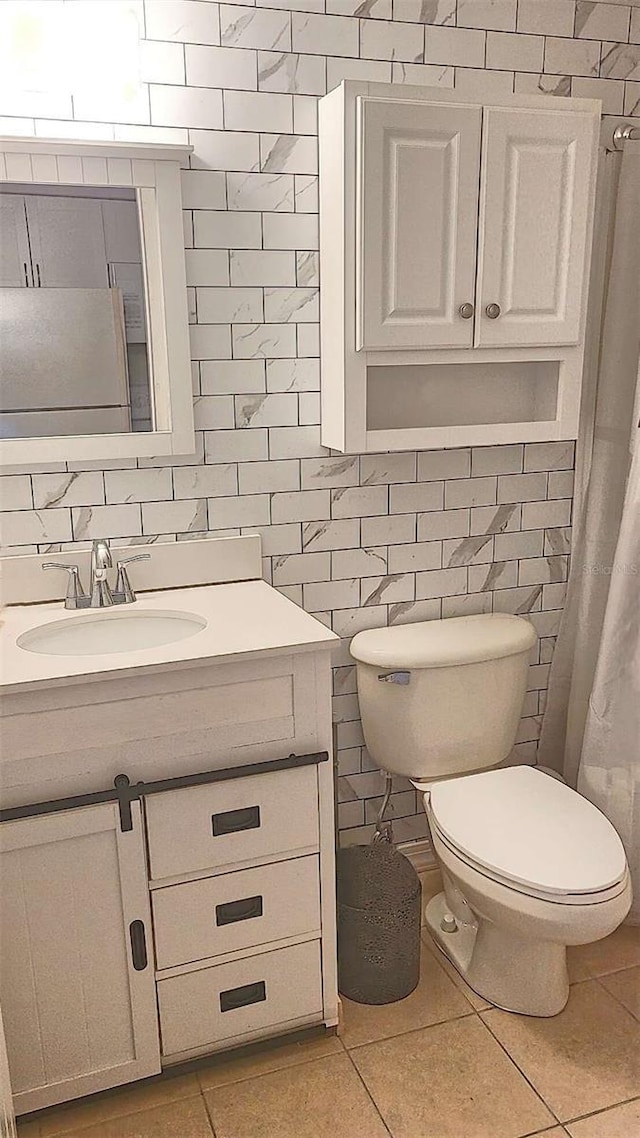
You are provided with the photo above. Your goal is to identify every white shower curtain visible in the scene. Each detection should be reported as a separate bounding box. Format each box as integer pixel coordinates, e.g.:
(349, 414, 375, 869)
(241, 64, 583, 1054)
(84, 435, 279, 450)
(538, 144, 640, 921)
(0, 1006, 16, 1138)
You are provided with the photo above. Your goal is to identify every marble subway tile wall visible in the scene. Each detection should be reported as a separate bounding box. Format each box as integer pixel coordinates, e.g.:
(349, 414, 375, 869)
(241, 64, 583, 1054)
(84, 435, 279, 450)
(2, 0, 639, 843)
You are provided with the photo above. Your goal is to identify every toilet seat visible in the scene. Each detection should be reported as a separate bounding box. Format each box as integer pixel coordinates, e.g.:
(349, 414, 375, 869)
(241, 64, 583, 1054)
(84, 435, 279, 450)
(425, 767, 628, 903)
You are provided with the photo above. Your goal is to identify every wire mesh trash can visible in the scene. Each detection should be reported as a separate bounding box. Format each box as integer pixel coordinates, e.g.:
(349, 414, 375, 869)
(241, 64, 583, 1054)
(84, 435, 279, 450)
(337, 843, 421, 1005)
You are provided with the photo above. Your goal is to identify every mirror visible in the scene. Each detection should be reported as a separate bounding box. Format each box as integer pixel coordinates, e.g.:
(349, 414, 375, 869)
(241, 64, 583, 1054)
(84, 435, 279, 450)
(1, 182, 153, 438)
(0, 137, 195, 467)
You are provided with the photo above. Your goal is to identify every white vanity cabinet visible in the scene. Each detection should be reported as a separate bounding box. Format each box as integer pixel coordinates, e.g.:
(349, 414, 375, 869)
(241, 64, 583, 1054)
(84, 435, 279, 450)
(0, 802, 159, 1115)
(0, 572, 338, 1117)
(320, 81, 600, 452)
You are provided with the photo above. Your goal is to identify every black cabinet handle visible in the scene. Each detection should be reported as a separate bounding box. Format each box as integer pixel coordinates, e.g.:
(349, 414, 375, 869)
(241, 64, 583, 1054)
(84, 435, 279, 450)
(216, 894, 263, 927)
(129, 920, 148, 971)
(212, 804, 260, 837)
(220, 980, 266, 1013)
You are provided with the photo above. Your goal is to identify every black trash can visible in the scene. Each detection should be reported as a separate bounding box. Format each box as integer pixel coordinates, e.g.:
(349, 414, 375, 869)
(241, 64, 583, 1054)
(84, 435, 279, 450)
(337, 843, 421, 1005)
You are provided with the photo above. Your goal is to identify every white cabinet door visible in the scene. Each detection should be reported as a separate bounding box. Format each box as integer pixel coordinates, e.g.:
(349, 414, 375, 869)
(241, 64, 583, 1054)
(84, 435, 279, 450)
(476, 107, 597, 348)
(101, 199, 143, 264)
(0, 196, 31, 287)
(25, 195, 109, 288)
(0, 802, 159, 1115)
(358, 98, 482, 351)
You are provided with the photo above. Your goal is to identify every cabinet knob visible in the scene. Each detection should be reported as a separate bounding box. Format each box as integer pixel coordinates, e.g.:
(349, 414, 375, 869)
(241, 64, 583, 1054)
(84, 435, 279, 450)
(486, 303, 501, 319)
(458, 302, 474, 319)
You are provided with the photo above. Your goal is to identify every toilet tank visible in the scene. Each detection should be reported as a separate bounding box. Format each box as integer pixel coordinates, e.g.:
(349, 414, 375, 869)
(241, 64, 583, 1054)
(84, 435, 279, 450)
(350, 615, 537, 781)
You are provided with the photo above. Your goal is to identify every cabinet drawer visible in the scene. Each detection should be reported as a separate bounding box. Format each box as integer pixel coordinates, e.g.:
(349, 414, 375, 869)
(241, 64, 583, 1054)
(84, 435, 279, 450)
(157, 940, 322, 1056)
(152, 856, 321, 970)
(145, 764, 319, 881)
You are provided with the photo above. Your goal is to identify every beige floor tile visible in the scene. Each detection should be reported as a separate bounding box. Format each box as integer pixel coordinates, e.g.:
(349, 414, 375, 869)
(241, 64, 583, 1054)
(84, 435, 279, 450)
(54, 1096, 213, 1137)
(566, 947, 593, 984)
(568, 924, 640, 979)
(566, 1097, 640, 1137)
(204, 1052, 390, 1138)
(351, 1015, 554, 1138)
(33, 1074, 201, 1137)
(197, 1030, 344, 1090)
(482, 980, 640, 1122)
(340, 942, 472, 1048)
(421, 928, 492, 1011)
(599, 966, 640, 1021)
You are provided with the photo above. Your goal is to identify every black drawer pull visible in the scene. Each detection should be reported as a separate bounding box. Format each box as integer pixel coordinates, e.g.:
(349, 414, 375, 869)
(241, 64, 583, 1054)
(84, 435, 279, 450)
(212, 804, 260, 837)
(129, 920, 148, 971)
(216, 894, 263, 927)
(220, 980, 266, 1013)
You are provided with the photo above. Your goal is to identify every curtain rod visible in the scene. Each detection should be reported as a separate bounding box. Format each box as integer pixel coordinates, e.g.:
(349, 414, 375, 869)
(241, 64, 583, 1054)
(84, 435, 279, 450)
(610, 122, 640, 151)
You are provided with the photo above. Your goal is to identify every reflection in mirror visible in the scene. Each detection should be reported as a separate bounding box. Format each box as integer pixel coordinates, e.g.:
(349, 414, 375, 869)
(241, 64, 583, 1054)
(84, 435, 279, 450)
(0, 182, 153, 439)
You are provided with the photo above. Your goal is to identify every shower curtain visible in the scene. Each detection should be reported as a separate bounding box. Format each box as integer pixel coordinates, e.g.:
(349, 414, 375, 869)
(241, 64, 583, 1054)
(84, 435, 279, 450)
(538, 143, 640, 922)
(0, 1006, 16, 1138)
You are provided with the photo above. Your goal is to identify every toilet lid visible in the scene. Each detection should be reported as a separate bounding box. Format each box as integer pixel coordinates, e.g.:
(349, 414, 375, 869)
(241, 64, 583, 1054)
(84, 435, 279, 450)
(429, 767, 627, 897)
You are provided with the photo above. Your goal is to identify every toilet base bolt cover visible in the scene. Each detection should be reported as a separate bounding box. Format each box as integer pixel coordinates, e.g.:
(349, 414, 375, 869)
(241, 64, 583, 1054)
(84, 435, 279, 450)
(440, 912, 458, 933)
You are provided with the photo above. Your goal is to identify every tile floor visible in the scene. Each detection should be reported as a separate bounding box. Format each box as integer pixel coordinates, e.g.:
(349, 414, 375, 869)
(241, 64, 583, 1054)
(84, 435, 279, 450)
(17, 871, 640, 1138)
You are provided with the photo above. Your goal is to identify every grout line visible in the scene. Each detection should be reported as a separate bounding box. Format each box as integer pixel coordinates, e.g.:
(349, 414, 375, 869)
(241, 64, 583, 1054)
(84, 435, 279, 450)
(563, 1092, 640, 1127)
(194, 1035, 348, 1095)
(479, 1011, 564, 1127)
(22, 1086, 206, 1138)
(593, 970, 640, 1021)
(342, 1004, 478, 1055)
(200, 1083, 219, 1138)
(343, 1044, 394, 1137)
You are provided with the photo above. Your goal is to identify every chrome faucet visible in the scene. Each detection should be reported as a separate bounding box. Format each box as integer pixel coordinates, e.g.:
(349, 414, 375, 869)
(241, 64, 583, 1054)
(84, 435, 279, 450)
(43, 540, 150, 610)
(90, 539, 114, 607)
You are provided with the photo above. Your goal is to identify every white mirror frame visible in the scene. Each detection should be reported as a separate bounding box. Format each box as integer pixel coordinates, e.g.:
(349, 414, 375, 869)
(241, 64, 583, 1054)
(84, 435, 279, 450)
(0, 136, 195, 467)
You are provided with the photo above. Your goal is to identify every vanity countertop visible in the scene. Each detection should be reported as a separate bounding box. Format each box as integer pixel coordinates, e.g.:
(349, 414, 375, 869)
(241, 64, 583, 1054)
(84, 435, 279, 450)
(0, 580, 337, 693)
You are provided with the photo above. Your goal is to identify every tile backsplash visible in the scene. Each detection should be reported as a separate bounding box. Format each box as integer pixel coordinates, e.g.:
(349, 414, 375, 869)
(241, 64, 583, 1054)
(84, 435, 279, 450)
(3, 0, 638, 841)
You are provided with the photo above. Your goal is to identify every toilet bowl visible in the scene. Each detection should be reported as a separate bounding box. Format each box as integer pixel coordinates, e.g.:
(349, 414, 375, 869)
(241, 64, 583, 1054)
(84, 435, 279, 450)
(423, 766, 631, 1016)
(350, 614, 632, 1016)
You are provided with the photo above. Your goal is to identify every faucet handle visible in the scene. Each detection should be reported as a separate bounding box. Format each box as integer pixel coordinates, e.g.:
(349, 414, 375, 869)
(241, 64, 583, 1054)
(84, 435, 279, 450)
(117, 553, 151, 565)
(42, 563, 88, 609)
(114, 553, 151, 603)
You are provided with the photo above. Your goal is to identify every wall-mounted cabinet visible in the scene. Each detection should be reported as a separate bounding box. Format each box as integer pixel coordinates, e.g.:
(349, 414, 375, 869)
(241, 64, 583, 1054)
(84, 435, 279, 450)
(319, 81, 600, 453)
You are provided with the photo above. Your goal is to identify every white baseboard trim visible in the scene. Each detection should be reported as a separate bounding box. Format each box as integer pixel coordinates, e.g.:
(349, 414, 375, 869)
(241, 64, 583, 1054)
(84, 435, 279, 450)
(397, 837, 438, 873)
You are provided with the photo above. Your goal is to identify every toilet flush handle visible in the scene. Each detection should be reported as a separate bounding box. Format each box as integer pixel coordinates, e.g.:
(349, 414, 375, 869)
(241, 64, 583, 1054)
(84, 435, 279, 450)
(377, 671, 411, 685)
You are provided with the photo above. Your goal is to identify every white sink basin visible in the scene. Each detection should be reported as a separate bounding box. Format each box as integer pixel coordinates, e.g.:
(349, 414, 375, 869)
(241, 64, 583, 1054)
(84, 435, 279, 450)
(17, 609, 207, 657)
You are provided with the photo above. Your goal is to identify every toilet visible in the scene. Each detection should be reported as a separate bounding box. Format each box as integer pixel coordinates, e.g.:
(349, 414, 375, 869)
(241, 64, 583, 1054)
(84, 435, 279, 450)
(350, 613, 632, 1017)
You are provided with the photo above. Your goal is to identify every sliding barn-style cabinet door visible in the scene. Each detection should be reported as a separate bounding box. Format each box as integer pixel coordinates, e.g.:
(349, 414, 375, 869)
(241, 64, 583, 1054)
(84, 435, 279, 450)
(0, 801, 159, 1114)
(476, 107, 598, 349)
(358, 99, 482, 351)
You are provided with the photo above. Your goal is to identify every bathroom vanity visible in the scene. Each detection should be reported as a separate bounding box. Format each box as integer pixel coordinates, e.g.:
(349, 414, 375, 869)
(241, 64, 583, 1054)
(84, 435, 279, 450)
(0, 537, 338, 1116)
